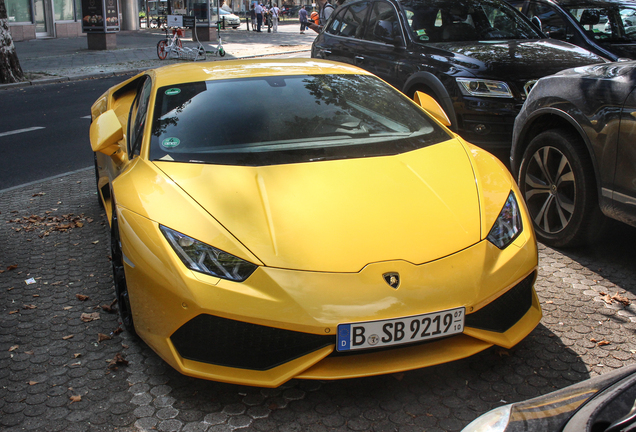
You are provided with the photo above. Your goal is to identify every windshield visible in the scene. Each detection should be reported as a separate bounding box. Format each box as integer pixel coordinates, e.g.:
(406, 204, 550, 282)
(565, 4, 636, 42)
(401, 0, 542, 42)
(149, 75, 450, 166)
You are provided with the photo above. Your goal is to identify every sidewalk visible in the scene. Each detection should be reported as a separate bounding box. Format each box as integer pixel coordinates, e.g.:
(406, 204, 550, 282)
(10, 20, 317, 86)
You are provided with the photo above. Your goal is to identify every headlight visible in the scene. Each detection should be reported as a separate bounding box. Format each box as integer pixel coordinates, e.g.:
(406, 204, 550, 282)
(160, 225, 257, 282)
(457, 78, 513, 98)
(461, 405, 511, 432)
(487, 192, 522, 249)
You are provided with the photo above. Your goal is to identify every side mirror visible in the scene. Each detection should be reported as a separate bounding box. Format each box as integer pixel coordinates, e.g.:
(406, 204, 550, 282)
(413, 91, 451, 127)
(531, 15, 542, 32)
(90, 109, 123, 156)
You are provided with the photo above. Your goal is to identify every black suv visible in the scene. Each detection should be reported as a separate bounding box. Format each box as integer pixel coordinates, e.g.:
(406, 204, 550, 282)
(509, 0, 636, 61)
(311, 0, 607, 148)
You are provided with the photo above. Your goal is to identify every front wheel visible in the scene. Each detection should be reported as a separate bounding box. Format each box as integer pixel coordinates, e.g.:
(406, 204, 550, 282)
(518, 129, 604, 247)
(219, 46, 226, 56)
(111, 209, 136, 335)
(157, 40, 168, 59)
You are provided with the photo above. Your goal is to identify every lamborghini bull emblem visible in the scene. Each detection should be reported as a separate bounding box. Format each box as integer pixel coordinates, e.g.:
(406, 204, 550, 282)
(383, 272, 400, 289)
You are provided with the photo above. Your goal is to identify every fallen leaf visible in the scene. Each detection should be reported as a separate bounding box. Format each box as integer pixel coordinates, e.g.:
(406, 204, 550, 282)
(101, 299, 117, 313)
(591, 338, 598, 343)
(69, 395, 81, 403)
(28, 381, 38, 385)
(108, 352, 129, 368)
(392, 372, 405, 381)
(62, 335, 74, 340)
(75, 294, 89, 301)
(8, 345, 19, 352)
(611, 293, 631, 306)
(97, 333, 112, 342)
(113, 327, 123, 335)
(6, 264, 17, 271)
(92, 241, 99, 245)
(25, 351, 34, 355)
(32, 294, 39, 297)
(495, 348, 510, 357)
(545, 300, 553, 304)
(598, 341, 611, 346)
(73, 353, 81, 358)
(9, 310, 19, 314)
(23, 304, 37, 310)
(602, 294, 613, 304)
(80, 312, 100, 322)
(63, 306, 72, 310)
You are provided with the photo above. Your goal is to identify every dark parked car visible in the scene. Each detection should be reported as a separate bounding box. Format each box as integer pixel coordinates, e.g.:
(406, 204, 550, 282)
(509, 0, 636, 61)
(511, 61, 636, 247)
(462, 364, 636, 431)
(311, 0, 607, 149)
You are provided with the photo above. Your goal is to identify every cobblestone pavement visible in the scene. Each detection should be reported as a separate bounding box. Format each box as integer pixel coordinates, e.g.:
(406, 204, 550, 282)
(1, 169, 635, 431)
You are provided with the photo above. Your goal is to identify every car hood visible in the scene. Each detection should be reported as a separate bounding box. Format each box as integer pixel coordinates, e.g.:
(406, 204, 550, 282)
(428, 39, 607, 81)
(154, 139, 482, 273)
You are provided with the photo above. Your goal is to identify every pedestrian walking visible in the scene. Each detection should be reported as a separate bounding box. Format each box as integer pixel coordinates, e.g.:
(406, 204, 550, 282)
(271, 4, 279, 32)
(299, 5, 308, 34)
(307, 0, 334, 33)
(255, 2, 263, 32)
(250, 4, 256, 30)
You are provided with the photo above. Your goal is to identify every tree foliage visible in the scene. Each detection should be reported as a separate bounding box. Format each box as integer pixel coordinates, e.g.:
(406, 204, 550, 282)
(0, 0, 24, 84)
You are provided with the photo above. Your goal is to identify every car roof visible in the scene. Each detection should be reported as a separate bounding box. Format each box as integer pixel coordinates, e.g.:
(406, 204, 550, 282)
(147, 59, 371, 88)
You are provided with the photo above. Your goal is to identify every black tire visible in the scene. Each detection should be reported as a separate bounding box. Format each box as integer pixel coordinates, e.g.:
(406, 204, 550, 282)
(93, 153, 104, 209)
(111, 208, 137, 335)
(518, 129, 604, 248)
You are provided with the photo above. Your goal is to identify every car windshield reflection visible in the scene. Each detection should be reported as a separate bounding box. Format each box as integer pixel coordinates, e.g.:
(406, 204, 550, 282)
(402, 0, 542, 42)
(149, 74, 450, 166)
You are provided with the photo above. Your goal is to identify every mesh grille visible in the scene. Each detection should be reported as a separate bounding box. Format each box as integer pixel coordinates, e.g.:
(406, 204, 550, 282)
(170, 314, 335, 371)
(465, 271, 536, 333)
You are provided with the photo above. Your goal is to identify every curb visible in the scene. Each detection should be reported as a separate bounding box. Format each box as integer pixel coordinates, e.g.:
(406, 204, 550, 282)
(0, 49, 311, 91)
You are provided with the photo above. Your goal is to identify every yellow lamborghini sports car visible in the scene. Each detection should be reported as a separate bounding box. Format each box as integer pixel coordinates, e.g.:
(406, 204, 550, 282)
(90, 59, 541, 388)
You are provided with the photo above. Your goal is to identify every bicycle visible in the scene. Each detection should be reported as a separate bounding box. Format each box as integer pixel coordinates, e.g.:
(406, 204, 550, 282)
(157, 27, 206, 61)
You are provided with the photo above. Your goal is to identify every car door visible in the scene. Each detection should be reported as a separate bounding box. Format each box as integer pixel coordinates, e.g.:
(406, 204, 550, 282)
(614, 84, 636, 225)
(313, 1, 371, 66)
(357, 0, 407, 88)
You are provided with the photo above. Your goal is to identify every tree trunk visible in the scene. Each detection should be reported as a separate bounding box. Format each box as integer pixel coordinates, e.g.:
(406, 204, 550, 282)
(0, 0, 25, 84)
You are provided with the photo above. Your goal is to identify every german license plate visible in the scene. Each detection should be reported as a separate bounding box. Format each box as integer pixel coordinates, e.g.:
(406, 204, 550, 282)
(337, 307, 465, 352)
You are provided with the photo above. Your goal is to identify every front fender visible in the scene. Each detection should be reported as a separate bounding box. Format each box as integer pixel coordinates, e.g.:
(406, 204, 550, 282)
(402, 71, 458, 130)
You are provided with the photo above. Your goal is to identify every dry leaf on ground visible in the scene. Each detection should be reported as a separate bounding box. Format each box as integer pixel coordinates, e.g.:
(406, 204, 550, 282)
(97, 333, 112, 342)
(80, 312, 100, 322)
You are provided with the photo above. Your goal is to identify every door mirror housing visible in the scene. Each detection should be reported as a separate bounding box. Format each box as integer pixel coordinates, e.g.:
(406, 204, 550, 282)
(413, 91, 451, 127)
(90, 109, 124, 156)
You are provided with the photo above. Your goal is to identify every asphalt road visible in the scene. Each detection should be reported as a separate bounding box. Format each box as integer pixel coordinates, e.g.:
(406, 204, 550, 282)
(0, 75, 136, 191)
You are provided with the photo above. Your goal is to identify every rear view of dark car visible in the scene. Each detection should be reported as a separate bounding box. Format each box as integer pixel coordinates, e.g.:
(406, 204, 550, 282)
(312, 0, 607, 149)
(509, 0, 636, 61)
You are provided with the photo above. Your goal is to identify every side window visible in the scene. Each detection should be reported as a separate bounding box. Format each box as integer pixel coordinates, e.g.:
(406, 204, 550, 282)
(326, 6, 346, 34)
(364, 1, 402, 44)
(128, 77, 152, 157)
(528, 1, 571, 40)
(336, 1, 370, 38)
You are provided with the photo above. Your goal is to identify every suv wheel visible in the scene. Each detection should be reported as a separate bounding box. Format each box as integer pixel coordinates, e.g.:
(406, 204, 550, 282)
(518, 129, 604, 247)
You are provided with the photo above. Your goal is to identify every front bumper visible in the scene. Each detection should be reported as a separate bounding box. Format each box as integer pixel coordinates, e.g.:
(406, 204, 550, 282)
(117, 207, 540, 387)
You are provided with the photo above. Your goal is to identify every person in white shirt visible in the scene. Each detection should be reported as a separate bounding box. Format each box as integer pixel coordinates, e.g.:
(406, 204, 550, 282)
(254, 2, 263, 32)
(270, 5, 279, 32)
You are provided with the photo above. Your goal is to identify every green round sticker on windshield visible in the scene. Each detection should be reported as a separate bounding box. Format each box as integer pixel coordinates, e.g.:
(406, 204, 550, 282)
(165, 88, 181, 96)
(162, 137, 181, 149)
